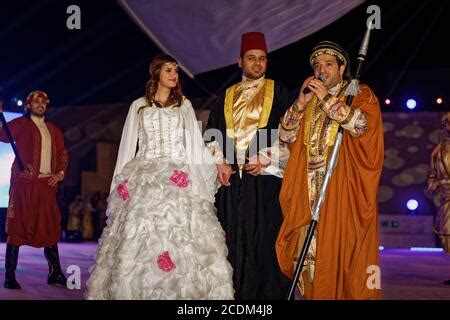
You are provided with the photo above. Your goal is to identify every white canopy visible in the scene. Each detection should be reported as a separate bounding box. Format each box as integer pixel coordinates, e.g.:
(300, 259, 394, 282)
(119, 0, 364, 77)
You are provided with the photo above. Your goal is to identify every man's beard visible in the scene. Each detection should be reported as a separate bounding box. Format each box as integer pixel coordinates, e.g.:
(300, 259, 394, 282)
(30, 110, 45, 117)
(244, 72, 265, 80)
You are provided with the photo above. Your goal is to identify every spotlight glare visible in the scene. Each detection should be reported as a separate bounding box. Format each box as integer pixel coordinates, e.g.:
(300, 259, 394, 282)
(436, 97, 443, 104)
(384, 99, 391, 105)
(406, 99, 417, 110)
(406, 199, 418, 211)
(17, 99, 23, 107)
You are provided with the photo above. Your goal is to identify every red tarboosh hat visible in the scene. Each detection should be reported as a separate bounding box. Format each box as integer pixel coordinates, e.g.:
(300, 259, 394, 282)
(240, 32, 267, 55)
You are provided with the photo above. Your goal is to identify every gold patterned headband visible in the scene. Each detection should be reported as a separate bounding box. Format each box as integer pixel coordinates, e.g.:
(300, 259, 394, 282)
(310, 49, 347, 66)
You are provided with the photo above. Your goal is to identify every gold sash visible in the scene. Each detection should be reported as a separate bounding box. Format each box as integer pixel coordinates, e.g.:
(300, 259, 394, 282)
(224, 79, 275, 139)
(303, 84, 348, 162)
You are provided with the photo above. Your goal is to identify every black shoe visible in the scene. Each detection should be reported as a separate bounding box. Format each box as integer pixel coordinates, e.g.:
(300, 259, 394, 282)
(4, 244, 21, 290)
(443, 279, 450, 286)
(4, 272, 21, 289)
(47, 271, 67, 286)
(44, 244, 67, 287)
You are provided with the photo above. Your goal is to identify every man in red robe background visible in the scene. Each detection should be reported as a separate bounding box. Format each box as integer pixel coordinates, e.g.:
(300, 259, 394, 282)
(0, 90, 68, 289)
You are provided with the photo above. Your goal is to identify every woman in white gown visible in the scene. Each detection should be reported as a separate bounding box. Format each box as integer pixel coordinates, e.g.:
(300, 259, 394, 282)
(85, 54, 234, 300)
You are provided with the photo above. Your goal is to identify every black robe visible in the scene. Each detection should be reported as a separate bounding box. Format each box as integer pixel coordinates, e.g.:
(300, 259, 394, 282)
(207, 80, 291, 299)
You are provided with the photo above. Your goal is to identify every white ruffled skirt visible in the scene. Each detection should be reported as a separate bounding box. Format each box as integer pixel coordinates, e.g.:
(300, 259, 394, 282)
(85, 158, 234, 299)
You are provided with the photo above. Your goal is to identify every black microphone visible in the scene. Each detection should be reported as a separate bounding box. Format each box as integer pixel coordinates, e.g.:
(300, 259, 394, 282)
(303, 74, 326, 94)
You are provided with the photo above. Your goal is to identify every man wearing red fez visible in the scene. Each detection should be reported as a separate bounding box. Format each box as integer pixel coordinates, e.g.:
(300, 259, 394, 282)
(207, 32, 291, 299)
(0, 90, 68, 289)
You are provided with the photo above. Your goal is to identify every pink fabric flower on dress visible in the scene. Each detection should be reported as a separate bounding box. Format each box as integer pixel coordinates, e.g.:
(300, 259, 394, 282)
(169, 170, 189, 188)
(157, 251, 176, 272)
(117, 179, 130, 201)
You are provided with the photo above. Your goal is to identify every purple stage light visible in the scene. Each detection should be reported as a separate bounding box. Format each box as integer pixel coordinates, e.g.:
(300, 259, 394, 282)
(410, 247, 444, 252)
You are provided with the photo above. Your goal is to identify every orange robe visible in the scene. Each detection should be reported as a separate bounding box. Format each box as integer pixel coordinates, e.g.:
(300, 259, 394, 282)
(276, 85, 384, 299)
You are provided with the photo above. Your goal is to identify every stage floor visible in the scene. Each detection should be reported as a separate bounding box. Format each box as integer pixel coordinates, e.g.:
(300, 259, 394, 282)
(0, 243, 449, 300)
